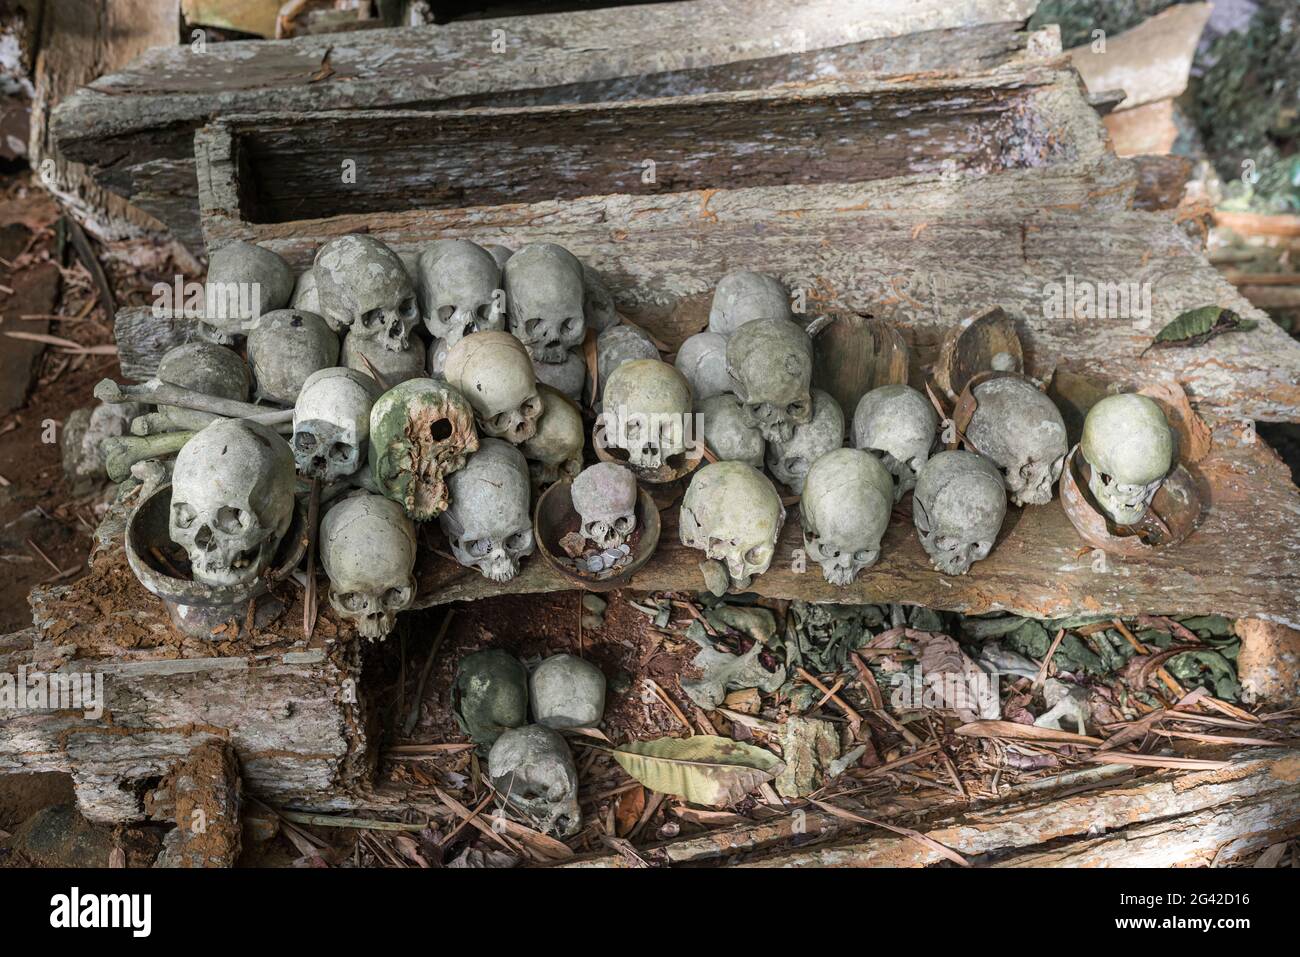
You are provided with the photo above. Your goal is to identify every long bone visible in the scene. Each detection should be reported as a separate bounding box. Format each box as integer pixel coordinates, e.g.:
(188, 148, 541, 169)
(96, 377, 294, 425)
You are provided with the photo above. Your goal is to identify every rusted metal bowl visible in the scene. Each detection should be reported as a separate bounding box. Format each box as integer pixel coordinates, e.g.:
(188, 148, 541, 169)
(533, 479, 660, 591)
(125, 483, 309, 637)
(591, 419, 702, 484)
(1059, 445, 1201, 556)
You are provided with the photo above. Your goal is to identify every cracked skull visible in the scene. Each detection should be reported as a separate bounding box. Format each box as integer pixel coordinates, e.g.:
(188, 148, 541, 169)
(800, 448, 894, 586)
(680, 461, 785, 590)
(246, 308, 340, 405)
(312, 234, 419, 350)
(438, 438, 534, 582)
(852, 384, 939, 500)
(697, 393, 765, 468)
(169, 419, 296, 587)
(519, 384, 585, 488)
(319, 493, 416, 640)
(443, 330, 543, 443)
(503, 242, 586, 364)
(965, 376, 1068, 507)
(912, 450, 1006, 576)
(1080, 393, 1174, 525)
(726, 318, 813, 443)
(765, 387, 844, 493)
(708, 270, 793, 338)
(489, 724, 581, 838)
(600, 359, 694, 470)
(416, 239, 506, 347)
(292, 367, 383, 482)
(571, 461, 637, 549)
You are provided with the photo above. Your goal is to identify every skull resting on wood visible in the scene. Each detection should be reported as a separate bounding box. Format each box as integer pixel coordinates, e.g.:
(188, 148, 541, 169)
(697, 393, 765, 468)
(246, 309, 340, 405)
(416, 239, 506, 348)
(488, 724, 581, 838)
(709, 270, 793, 338)
(438, 438, 534, 582)
(680, 461, 785, 591)
(519, 384, 585, 488)
(800, 447, 894, 586)
(571, 461, 638, 549)
(600, 359, 694, 470)
(503, 242, 586, 365)
(765, 387, 844, 493)
(292, 367, 383, 482)
(443, 331, 543, 443)
(965, 376, 1068, 507)
(319, 492, 416, 639)
(313, 234, 419, 350)
(1080, 393, 1174, 525)
(852, 384, 939, 500)
(912, 450, 1006, 576)
(725, 317, 813, 443)
(169, 419, 296, 587)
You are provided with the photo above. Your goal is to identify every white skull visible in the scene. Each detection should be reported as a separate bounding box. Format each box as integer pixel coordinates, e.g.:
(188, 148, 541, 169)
(596, 324, 659, 401)
(800, 448, 893, 586)
(503, 243, 586, 364)
(488, 724, 581, 838)
(416, 239, 506, 347)
(912, 450, 1006, 576)
(726, 318, 813, 443)
(966, 376, 1068, 507)
(697, 393, 764, 467)
(246, 309, 340, 405)
(708, 270, 793, 338)
(853, 384, 939, 500)
(600, 359, 693, 470)
(531, 349, 586, 403)
(320, 492, 416, 640)
(169, 420, 296, 587)
(674, 331, 731, 400)
(764, 388, 844, 493)
(519, 384, 585, 487)
(439, 438, 534, 582)
(313, 234, 419, 349)
(1081, 393, 1174, 525)
(343, 328, 427, 387)
(680, 461, 785, 591)
(443, 331, 543, 443)
(571, 462, 637, 549)
(292, 367, 383, 483)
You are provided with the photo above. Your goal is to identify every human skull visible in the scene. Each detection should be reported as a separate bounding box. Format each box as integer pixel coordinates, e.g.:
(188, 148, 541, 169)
(454, 649, 529, 750)
(444, 331, 543, 443)
(571, 462, 637, 549)
(765, 388, 844, 493)
(600, 359, 694, 470)
(319, 493, 416, 639)
(965, 376, 1068, 507)
(154, 342, 251, 431)
(416, 239, 506, 347)
(438, 438, 534, 582)
(912, 450, 1006, 576)
(852, 384, 939, 500)
(201, 240, 294, 337)
(530, 654, 606, 729)
(489, 724, 581, 838)
(680, 461, 785, 591)
(369, 377, 479, 520)
(343, 329, 427, 387)
(503, 242, 586, 364)
(708, 270, 793, 338)
(424, 337, 449, 379)
(1080, 393, 1174, 525)
(292, 368, 383, 482)
(532, 349, 585, 403)
(697, 393, 764, 467)
(246, 309, 340, 405)
(726, 318, 813, 443)
(582, 263, 620, 333)
(169, 419, 296, 587)
(800, 448, 894, 586)
(312, 234, 419, 349)
(483, 244, 514, 271)
(674, 331, 731, 400)
(519, 384, 585, 487)
(290, 268, 318, 313)
(596, 324, 658, 401)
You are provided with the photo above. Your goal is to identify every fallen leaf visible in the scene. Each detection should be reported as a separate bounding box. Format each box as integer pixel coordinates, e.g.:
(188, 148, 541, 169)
(614, 787, 646, 836)
(613, 735, 783, 806)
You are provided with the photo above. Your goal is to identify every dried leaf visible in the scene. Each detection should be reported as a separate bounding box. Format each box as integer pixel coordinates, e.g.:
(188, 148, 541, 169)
(613, 735, 784, 806)
(1141, 305, 1258, 356)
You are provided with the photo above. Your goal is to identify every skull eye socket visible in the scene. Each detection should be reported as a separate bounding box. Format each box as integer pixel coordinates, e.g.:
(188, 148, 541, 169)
(524, 317, 542, 337)
(172, 503, 196, 529)
(491, 410, 512, 430)
(786, 401, 806, 417)
(521, 395, 542, 417)
(328, 442, 352, 461)
(294, 432, 316, 452)
(463, 538, 491, 557)
(853, 548, 874, 563)
(436, 305, 455, 324)
(614, 516, 633, 532)
(215, 506, 246, 533)
(361, 308, 382, 329)
(399, 297, 418, 320)
(339, 591, 367, 612)
(505, 531, 530, 551)
(475, 303, 493, 321)
(382, 586, 411, 608)
(561, 316, 579, 336)
(743, 545, 768, 565)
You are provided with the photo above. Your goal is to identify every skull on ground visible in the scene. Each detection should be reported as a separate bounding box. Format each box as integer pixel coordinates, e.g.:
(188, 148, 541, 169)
(697, 393, 765, 467)
(519, 384, 585, 488)
(764, 387, 844, 493)
(292, 367, 382, 482)
(246, 308, 339, 405)
(600, 359, 694, 471)
(680, 461, 785, 591)
(444, 331, 543, 443)
(708, 270, 793, 338)
(965, 376, 1068, 507)
(503, 243, 586, 365)
(488, 724, 581, 838)
(912, 450, 1006, 575)
(416, 239, 506, 347)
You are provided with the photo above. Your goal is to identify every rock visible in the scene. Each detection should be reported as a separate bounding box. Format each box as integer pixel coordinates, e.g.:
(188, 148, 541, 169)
(4, 804, 117, 867)
(1236, 619, 1300, 707)
(775, 716, 840, 798)
(61, 401, 144, 494)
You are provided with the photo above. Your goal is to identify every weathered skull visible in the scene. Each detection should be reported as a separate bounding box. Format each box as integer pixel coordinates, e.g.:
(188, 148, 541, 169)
(1080, 393, 1174, 525)
(530, 654, 606, 729)
(726, 318, 813, 443)
(503, 242, 586, 364)
(532, 349, 586, 403)
(697, 393, 764, 467)
(290, 268, 318, 313)
(438, 438, 534, 582)
(600, 359, 694, 470)
(596, 324, 659, 401)
(680, 461, 785, 591)
(312, 234, 419, 349)
(674, 331, 731, 400)
(292, 368, 383, 482)
(852, 384, 939, 500)
(582, 263, 620, 333)
(519, 384, 585, 487)
(343, 328, 427, 387)
(444, 331, 543, 443)
(416, 239, 506, 347)
(765, 387, 844, 493)
(965, 376, 1068, 507)
(454, 649, 529, 750)
(912, 450, 1006, 576)
(169, 419, 296, 587)
(489, 724, 581, 838)
(483, 244, 514, 271)
(319, 493, 416, 639)
(571, 461, 637, 549)
(369, 377, 479, 520)
(800, 448, 893, 586)
(246, 309, 340, 405)
(708, 270, 793, 338)
(424, 336, 449, 380)
(153, 342, 251, 432)
(201, 240, 294, 338)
